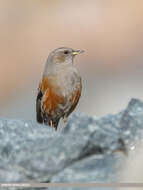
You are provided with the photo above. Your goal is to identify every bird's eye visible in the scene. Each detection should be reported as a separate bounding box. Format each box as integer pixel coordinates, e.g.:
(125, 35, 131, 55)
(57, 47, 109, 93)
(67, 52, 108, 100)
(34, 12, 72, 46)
(64, 50, 69, 55)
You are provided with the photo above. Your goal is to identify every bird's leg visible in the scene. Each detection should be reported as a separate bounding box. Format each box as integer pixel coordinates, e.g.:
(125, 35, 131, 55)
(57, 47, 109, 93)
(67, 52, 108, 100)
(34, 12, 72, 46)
(63, 117, 67, 123)
(49, 120, 53, 128)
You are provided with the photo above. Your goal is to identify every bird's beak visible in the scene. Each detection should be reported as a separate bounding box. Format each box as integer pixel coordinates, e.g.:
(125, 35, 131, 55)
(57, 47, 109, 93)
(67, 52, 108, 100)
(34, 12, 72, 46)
(72, 49, 84, 55)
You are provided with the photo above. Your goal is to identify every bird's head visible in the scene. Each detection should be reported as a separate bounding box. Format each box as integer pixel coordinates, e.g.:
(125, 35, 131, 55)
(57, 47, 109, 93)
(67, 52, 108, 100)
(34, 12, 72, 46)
(47, 47, 84, 66)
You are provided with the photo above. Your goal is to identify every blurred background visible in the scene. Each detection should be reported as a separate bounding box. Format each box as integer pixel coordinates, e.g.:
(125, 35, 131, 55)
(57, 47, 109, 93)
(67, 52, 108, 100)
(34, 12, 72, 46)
(0, 0, 143, 120)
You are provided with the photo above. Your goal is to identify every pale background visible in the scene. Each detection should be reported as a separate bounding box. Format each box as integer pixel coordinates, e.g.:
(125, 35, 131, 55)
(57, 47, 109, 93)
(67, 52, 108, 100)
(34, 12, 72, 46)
(0, 0, 143, 120)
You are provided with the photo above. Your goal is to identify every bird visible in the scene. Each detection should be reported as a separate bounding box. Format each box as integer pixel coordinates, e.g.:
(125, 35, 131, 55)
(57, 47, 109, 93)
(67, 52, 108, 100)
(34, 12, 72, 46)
(36, 47, 84, 130)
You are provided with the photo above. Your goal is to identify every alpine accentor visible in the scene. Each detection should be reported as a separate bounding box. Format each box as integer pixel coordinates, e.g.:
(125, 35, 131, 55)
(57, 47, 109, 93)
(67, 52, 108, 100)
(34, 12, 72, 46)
(36, 47, 84, 130)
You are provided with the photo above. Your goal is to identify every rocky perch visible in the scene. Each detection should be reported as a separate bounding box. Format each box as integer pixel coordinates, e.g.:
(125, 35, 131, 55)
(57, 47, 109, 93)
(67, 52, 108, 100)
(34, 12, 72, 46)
(0, 99, 143, 190)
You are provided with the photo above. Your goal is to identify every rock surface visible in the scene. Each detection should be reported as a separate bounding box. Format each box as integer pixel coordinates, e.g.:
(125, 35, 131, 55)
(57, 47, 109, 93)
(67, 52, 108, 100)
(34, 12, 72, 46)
(0, 99, 143, 190)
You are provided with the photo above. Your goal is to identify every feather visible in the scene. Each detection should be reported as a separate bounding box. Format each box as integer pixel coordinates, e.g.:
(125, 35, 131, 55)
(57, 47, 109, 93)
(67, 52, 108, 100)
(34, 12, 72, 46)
(36, 75, 81, 130)
(36, 89, 43, 124)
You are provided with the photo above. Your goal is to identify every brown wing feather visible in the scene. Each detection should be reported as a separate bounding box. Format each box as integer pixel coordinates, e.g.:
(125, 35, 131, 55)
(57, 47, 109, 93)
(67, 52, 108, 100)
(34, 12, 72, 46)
(42, 86, 64, 115)
(36, 76, 64, 129)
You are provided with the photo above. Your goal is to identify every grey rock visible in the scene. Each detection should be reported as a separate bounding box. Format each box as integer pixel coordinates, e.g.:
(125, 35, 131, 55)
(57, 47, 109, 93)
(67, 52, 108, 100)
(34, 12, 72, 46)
(0, 99, 142, 190)
(51, 153, 125, 183)
(120, 98, 143, 146)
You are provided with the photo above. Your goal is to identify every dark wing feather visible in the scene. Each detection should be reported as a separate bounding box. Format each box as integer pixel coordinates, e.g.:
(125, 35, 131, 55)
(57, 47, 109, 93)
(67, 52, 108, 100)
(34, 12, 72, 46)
(36, 90, 43, 123)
